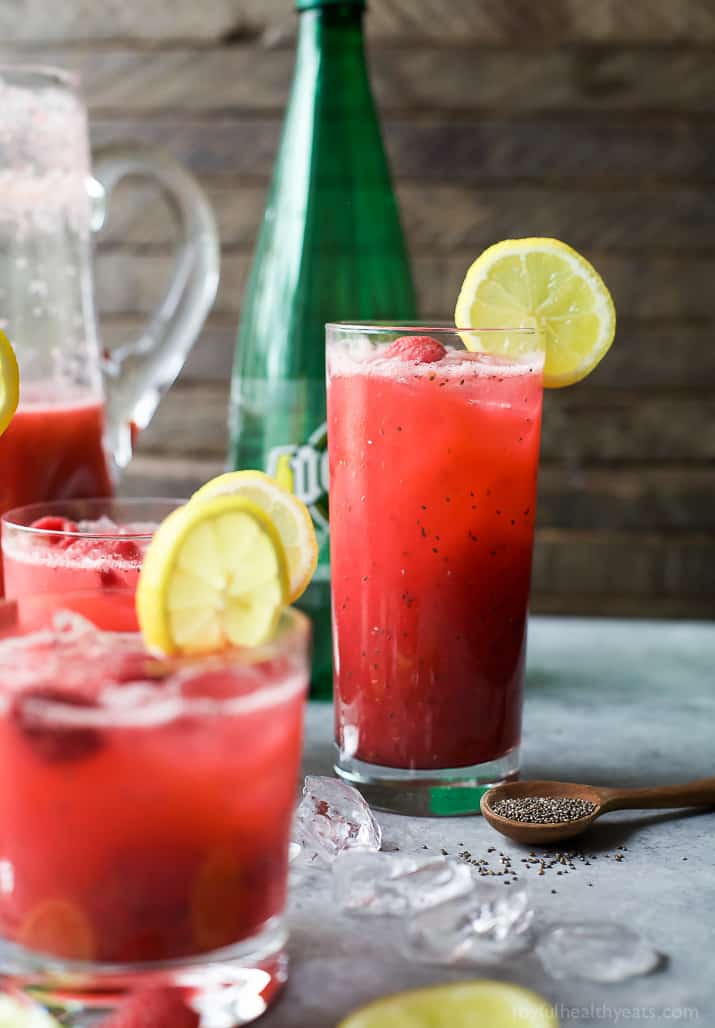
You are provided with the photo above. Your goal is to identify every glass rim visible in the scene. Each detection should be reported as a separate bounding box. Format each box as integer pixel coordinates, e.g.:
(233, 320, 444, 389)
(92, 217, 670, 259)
(0, 63, 79, 90)
(0, 601, 311, 723)
(326, 321, 537, 335)
(1, 497, 186, 541)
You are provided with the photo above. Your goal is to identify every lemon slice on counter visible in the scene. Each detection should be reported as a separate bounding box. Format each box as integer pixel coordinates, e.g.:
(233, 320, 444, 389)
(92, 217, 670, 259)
(191, 470, 318, 602)
(136, 495, 290, 655)
(0, 329, 20, 437)
(338, 981, 558, 1028)
(455, 237, 616, 387)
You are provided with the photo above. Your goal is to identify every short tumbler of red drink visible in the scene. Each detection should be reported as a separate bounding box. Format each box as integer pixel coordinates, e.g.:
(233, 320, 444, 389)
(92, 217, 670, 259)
(327, 323, 544, 815)
(1, 498, 183, 629)
(0, 596, 310, 1022)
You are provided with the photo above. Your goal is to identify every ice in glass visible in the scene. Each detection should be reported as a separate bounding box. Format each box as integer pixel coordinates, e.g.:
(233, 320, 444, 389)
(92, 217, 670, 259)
(1, 499, 183, 630)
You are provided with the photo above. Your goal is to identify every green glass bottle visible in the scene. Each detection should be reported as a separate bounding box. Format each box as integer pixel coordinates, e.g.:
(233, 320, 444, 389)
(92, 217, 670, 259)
(229, 0, 417, 698)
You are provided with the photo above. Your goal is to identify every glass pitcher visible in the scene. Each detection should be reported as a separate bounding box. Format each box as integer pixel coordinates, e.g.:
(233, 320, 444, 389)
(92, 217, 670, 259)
(0, 65, 219, 517)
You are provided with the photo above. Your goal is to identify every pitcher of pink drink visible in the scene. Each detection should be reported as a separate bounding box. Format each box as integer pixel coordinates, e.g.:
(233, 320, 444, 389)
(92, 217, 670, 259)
(0, 67, 219, 551)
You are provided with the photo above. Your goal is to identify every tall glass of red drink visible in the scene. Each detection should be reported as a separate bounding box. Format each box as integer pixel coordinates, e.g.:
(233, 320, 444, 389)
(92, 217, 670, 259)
(0, 597, 309, 1022)
(2, 498, 183, 631)
(327, 323, 544, 814)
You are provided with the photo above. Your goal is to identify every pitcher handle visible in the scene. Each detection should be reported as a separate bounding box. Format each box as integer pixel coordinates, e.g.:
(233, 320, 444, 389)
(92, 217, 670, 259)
(91, 143, 220, 471)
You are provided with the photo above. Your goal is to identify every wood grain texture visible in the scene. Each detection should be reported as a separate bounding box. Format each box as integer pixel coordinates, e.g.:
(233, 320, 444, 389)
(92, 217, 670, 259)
(120, 456, 225, 498)
(533, 529, 715, 598)
(537, 466, 715, 531)
(129, 381, 715, 465)
(97, 180, 715, 252)
(89, 115, 715, 181)
(121, 454, 715, 532)
(2, 0, 714, 45)
(542, 389, 715, 463)
(102, 315, 715, 390)
(93, 250, 715, 321)
(530, 593, 715, 619)
(7, 46, 715, 114)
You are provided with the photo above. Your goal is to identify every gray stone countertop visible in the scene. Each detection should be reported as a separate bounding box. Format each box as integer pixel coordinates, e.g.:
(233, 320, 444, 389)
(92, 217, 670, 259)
(262, 617, 715, 1028)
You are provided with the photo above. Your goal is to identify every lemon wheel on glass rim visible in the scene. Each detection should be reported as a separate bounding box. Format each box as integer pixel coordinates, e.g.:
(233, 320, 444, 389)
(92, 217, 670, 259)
(0, 329, 20, 437)
(190, 469, 318, 602)
(0, 995, 61, 1028)
(136, 495, 291, 655)
(455, 237, 616, 388)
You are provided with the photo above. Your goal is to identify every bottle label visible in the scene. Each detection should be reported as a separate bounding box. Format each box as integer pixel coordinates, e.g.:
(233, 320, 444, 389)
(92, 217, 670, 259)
(231, 376, 330, 579)
(267, 422, 330, 573)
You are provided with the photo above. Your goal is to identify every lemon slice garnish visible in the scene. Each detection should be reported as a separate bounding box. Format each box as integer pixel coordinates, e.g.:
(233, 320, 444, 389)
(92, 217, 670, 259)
(191, 470, 318, 602)
(0, 996, 61, 1028)
(136, 496, 290, 655)
(338, 981, 558, 1028)
(0, 329, 20, 437)
(455, 237, 616, 387)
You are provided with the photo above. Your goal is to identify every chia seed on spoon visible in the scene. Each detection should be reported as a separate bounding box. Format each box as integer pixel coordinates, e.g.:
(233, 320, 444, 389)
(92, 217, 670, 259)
(490, 796, 596, 825)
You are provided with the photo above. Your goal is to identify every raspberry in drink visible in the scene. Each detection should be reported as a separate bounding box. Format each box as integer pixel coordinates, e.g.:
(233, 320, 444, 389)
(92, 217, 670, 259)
(0, 397, 114, 592)
(2, 499, 183, 631)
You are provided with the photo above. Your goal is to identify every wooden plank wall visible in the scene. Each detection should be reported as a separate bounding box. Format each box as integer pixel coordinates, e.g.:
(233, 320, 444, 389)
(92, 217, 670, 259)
(3, 0, 714, 618)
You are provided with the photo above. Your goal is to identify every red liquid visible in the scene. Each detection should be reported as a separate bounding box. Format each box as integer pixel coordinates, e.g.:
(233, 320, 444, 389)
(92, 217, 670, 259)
(3, 526, 147, 633)
(0, 622, 306, 963)
(0, 399, 114, 592)
(328, 345, 543, 770)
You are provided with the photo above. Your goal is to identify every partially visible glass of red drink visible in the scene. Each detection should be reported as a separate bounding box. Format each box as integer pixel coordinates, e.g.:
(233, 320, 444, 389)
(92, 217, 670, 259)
(0, 596, 309, 1022)
(327, 323, 544, 815)
(1, 498, 184, 629)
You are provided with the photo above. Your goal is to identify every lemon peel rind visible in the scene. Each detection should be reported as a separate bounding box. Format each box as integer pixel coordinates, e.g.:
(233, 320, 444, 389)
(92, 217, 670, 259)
(337, 980, 559, 1028)
(0, 330, 20, 437)
(454, 237, 616, 389)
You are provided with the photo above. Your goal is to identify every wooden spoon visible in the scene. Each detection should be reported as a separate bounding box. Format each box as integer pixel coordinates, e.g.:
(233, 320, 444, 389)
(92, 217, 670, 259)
(481, 776, 715, 845)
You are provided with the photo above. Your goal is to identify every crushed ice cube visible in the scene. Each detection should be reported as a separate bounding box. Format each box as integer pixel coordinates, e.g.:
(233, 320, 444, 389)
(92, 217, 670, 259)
(118, 521, 158, 537)
(333, 851, 474, 916)
(51, 610, 99, 639)
(77, 516, 118, 534)
(288, 842, 302, 863)
(536, 922, 661, 983)
(401, 878, 534, 965)
(292, 776, 382, 866)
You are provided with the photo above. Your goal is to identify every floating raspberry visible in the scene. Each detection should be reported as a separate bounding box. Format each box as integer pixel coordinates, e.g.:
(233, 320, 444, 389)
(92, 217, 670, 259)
(112, 653, 170, 685)
(92, 541, 142, 587)
(99, 568, 125, 589)
(110, 539, 143, 563)
(12, 687, 103, 763)
(30, 516, 79, 546)
(383, 335, 446, 363)
(98, 988, 199, 1028)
